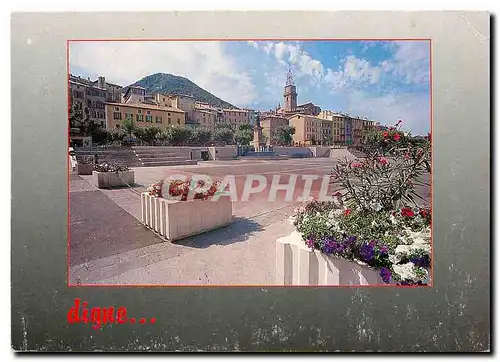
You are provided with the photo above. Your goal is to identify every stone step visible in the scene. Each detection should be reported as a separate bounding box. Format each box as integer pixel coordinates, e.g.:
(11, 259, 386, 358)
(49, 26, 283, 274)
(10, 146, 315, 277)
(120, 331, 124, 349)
(140, 160, 198, 167)
(134, 153, 182, 158)
(138, 156, 188, 162)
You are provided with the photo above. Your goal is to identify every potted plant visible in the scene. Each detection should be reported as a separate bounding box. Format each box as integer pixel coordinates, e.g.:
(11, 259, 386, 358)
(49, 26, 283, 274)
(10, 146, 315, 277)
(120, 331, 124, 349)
(141, 178, 233, 241)
(278, 120, 432, 286)
(91, 162, 134, 189)
(75, 156, 94, 175)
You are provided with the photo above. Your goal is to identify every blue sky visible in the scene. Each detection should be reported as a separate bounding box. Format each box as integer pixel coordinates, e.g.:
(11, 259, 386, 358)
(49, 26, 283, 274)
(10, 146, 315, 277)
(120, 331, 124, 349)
(70, 40, 430, 134)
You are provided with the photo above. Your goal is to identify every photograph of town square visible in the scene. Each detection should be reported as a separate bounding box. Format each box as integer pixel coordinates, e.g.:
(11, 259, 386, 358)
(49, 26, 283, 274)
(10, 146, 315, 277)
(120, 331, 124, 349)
(69, 40, 431, 286)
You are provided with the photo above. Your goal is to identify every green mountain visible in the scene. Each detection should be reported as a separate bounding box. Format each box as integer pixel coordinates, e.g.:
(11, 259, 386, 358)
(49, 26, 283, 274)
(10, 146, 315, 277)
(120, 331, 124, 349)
(130, 73, 238, 109)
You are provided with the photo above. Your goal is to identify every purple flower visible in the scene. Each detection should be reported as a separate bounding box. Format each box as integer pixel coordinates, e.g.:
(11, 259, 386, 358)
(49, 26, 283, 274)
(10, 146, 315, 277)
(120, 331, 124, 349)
(359, 242, 375, 262)
(305, 238, 315, 249)
(379, 267, 392, 284)
(322, 239, 336, 254)
(322, 238, 348, 254)
(379, 246, 389, 256)
(410, 255, 430, 268)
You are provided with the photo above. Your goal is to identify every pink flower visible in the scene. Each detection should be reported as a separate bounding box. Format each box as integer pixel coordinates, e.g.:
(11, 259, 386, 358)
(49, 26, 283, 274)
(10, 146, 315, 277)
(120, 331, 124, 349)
(393, 133, 401, 141)
(378, 157, 388, 165)
(352, 163, 362, 168)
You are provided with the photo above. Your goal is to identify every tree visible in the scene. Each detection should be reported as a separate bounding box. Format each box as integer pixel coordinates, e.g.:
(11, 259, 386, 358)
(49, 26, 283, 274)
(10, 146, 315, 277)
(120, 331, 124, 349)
(322, 134, 333, 146)
(212, 127, 234, 145)
(122, 116, 136, 138)
(234, 124, 254, 145)
(274, 125, 295, 146)
(136, 126, 162, 145)
(190, 128, 212, 146)
(107, 129, 126, 144)
(164, 126, 192, 146)
(69, 101, 84, 129)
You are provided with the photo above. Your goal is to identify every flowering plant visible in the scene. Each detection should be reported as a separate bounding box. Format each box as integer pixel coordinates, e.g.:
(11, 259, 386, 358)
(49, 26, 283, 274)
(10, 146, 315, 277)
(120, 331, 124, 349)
(291, 195, 431, 285)
(93, 163, 130, 173)
(146, 179, 222, 201)
(332, 120, 431, 212)
(291, 119, 432, 285)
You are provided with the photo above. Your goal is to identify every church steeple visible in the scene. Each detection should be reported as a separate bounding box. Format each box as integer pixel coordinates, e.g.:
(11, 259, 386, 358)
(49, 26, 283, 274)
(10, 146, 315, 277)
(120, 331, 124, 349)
(286, 63, 295, 86)
(283, 64, 297, 112)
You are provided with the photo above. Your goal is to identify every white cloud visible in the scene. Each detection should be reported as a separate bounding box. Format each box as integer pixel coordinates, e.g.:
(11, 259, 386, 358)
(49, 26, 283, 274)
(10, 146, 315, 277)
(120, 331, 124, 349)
(69, 41, 257, 107)
(389, 41, 430, 84)
(344, 91, 430, 135)
(247, 41, 259, 49)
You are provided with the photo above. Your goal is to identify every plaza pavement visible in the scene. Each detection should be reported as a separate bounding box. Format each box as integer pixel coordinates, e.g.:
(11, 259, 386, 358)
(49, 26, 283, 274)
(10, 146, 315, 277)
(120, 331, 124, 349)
(69, 158, 431, 285)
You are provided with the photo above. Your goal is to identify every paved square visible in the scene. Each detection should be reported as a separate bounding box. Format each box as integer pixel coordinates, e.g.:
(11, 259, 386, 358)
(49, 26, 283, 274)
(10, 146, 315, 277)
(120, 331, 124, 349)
(69, 158, 431, 285)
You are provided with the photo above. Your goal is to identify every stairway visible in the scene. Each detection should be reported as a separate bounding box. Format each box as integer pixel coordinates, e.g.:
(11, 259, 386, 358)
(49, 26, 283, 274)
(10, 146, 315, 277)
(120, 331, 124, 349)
(132, 146, 198, 167)
(75, 147, 142, 167)
(347, 148, 367, 159)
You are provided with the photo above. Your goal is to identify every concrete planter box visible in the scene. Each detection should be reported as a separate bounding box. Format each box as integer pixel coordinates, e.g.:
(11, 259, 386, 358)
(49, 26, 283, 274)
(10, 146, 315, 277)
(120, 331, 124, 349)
(140, 193, 233, 241)
(76, 163, 94, 175)
(276, 231, 387, 285)
(92, 170, 135, 189)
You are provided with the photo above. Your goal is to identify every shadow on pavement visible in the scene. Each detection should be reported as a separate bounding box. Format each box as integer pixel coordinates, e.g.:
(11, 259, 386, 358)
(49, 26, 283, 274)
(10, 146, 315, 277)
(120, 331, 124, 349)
(173, 217, 263, 249)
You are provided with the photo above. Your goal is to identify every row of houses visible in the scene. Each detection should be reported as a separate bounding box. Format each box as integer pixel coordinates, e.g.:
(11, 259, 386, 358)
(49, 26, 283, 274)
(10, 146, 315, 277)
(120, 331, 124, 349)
(69, 74, 257, 135)
(258, 110, 380, 147)
(69, 73, 381, 147)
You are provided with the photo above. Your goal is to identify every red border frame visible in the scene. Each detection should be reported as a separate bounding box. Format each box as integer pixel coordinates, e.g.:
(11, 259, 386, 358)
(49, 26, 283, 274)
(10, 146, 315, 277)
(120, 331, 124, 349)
(67, 38, 433, 288)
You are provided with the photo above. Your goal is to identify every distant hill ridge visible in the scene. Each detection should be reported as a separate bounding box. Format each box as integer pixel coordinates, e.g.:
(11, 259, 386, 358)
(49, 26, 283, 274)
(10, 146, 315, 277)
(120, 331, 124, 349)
(130, 73, 238, 109)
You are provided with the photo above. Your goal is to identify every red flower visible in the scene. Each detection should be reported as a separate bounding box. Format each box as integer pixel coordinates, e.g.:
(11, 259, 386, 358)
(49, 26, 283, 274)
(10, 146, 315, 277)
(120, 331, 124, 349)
(404, 153, 410, 160)
(378, 157, 388, 165)
(419, 209, 429, 218)
(401, 207, 415, 217)
(352, 163, 362, 168)
(383, 131, 389, 138)
(334, 192, 342, 197)
(393, 133, 401, 141)
(344, 209, 352, 216)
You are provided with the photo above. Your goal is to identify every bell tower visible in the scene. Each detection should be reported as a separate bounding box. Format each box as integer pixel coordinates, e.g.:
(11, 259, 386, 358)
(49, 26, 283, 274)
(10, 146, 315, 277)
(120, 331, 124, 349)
(283, 65, 297, 112)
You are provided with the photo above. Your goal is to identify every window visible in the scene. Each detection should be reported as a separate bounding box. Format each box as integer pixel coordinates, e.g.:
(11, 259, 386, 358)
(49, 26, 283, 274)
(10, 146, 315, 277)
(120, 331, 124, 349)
(113, 112, 122, 120)
(156, 116, 162, 123)
(146, 115, 153, 122)
(168, 118, 171, 125)
(137, 114, 144, 122)
(163, 98, 165, 102)
(168, 113, 171, 116)
(138, 109, 142, 114)
(114, 106, 119, 111)
(91, 110, 97, 118)
(147, 110, 151, 115)
(177, 119, 180, 125)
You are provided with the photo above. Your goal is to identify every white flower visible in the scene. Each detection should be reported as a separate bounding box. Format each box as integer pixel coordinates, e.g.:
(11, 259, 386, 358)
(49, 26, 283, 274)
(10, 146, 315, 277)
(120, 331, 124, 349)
(369, 201, 383, 212)
(389, 254, 401, 264)
(393, 262, 417, 281)
(316, 212, 321, 217)
(390, 214, 397, 225)
(333, 209, 344, 217)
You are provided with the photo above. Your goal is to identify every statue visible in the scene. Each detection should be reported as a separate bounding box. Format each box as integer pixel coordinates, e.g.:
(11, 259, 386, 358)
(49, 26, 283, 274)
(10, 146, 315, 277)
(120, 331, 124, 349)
(251, 112, 266, 152)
